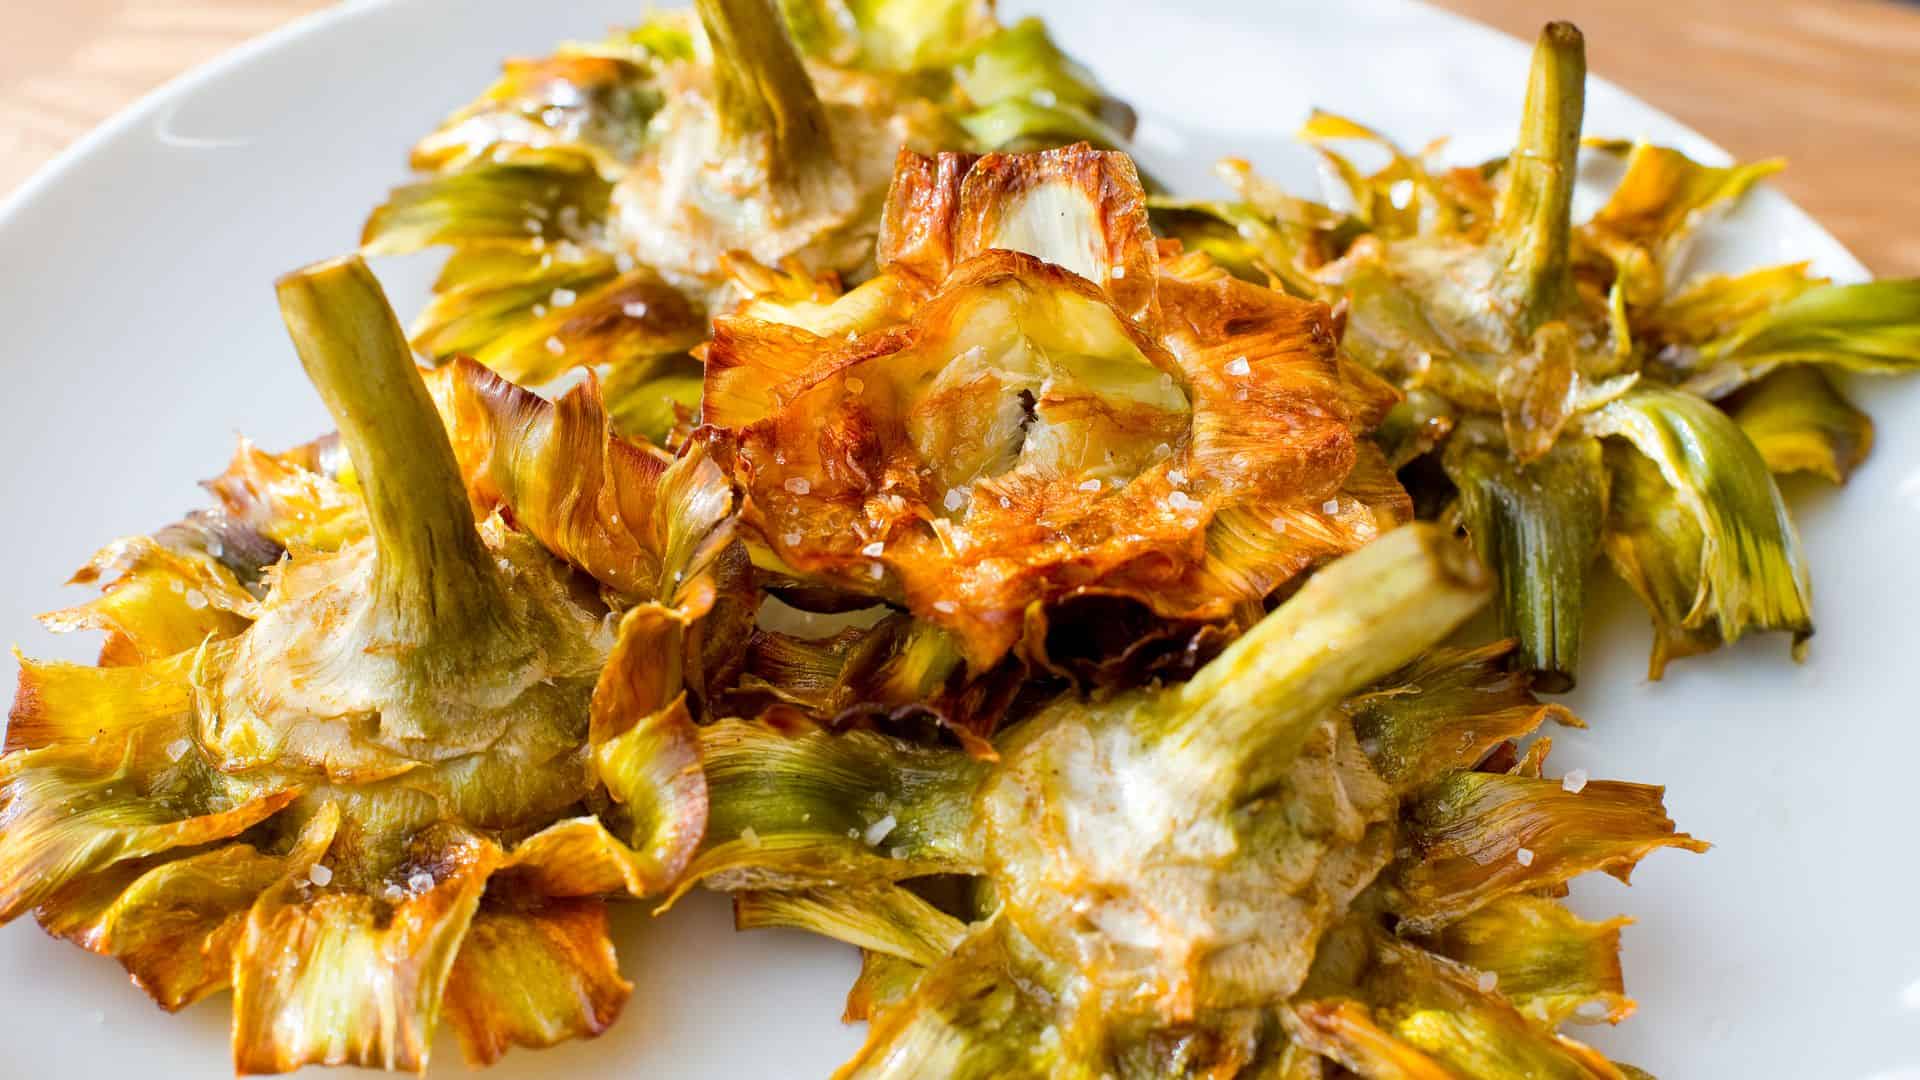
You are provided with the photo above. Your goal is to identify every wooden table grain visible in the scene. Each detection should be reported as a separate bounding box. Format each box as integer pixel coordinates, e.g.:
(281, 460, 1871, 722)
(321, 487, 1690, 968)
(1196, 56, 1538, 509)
(3, 0, 1916, 274)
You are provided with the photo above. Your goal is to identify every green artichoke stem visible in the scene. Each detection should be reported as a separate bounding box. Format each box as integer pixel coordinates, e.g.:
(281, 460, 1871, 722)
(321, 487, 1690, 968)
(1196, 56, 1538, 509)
(697, 0, 845, 200)
(275, 255, 510, 646)
(1161, 524, 1492, 791)
(1495, 22, 1585, 336)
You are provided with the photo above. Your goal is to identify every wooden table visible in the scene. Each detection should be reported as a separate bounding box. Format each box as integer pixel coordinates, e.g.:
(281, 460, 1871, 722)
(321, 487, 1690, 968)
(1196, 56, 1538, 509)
(3, 0, 1916, 274)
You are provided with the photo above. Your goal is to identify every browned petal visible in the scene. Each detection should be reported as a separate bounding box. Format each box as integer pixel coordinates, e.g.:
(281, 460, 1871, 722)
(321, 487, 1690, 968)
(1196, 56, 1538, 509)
(230, 826, 497, 1075)
(1394, 772, 1708, 933)
(441, 898, 632, 1066)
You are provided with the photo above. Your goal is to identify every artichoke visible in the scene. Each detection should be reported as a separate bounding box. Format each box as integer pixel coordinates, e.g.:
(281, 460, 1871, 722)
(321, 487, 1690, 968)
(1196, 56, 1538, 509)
(1, 257, 735, 1071)
(700, 143, 1410, 743)
(361, 0, 1131, 421)
(1153, 21, 1920, 686)
(676, 525, 1704, 1077)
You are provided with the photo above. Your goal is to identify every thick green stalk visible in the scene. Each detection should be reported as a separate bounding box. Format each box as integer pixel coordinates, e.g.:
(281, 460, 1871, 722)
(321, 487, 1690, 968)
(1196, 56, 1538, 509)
(275, 256, 508, 644)
(1443, 426, 1608, 692)
(697, 0, 843, 197)
(1495, 22, 1585, 335)
(1162, 524, 1491, 787)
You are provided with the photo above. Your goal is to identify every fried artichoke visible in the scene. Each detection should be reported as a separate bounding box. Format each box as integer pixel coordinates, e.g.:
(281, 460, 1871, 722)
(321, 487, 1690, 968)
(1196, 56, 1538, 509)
(678, 525, 1704, 1077)
(702, 143, 1411, 728)
(2, 257, 735, 1072)
(362, 0, 1131, 413)
(1154, 22, 1920, 686)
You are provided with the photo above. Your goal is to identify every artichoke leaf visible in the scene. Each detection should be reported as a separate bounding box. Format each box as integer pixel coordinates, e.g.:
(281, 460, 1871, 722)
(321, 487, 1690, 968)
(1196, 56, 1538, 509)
(1290, 933, 1634, 1080)
(1687, 279, 1920, 393)
(1427, 893, 1634, 1027)
(441, 897, 633, 1066)
(231, 825, 498, 1074)
(733, 882, 967, 967)
(1394, 770, 1707, 934)
(1726, 365, 1873, 483)
(1582, 143, 1782, 303)
(1587, 387, 1813, 669)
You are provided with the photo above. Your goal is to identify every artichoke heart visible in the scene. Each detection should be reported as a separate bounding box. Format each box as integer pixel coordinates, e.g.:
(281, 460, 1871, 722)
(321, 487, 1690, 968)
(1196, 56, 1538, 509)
(362, 0, 1131, 396)
(2, 257, 732, 1072)
(704, 143, 1410, 676)
(1153, 20, 1920, 687)
(684, 526, 1704, 1077)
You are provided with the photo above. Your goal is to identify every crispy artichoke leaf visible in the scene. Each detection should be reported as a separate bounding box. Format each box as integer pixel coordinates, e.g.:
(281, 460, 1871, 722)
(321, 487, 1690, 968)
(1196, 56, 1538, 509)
(0, 742, 297, 923)
(407, 51, 663, 175)
(39, 802, 340, 1012)
(1688, 279, 1920, 392)
(441, 897, 633, 1066)
(1639, 261, 1823, 358)
(425, 358, 735, 604)
(951, 18, 1134, 151)
(1442, 426, 1608, 692)
(838, 921, 1056, 1080)
(1394, 770, 1707, 934)
(684, 719, 990, 895)
(1427, 893, 1634, 1027)
(1588, 388, 1813, 668)
(1342, 639, 1576, 793)
(733, 882, 967, 967)
(231, 826, 496, 1074)
(361, 163, 611, 256)
(1291, 934, 1632, 1080)
(207, 434, 365, 551)
(1726, 365, 1873, 483)
(41, 535, 257, 664)
(1583, 142, 1781, 303)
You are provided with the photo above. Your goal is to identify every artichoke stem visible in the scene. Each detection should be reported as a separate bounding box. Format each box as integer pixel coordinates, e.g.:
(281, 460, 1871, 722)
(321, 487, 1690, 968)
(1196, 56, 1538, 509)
(1495, 22, 1585, 336)
(1162, 524, 1491, 792)
(697, 0, 845, 200)
(275, 256, 509, 645)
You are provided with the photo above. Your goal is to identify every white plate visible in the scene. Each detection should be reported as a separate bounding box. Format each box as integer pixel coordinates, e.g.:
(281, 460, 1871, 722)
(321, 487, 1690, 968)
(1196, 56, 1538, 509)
(2, 1, 1915, 1077)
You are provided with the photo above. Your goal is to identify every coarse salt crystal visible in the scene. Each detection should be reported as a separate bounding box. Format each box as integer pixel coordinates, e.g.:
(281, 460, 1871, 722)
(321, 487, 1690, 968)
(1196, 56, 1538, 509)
(523, 217, 544, 234)
(740, 826, 762, 849)
(1477, 971, 1499, 993)
(1110, 265, 1126, 280)
(1516, 847, 1535, 867)
(549, 287, 577, 307)
(846, 330, 858, 342)
(890, 846, 907, 860)
(532, 303, 547, 317)
(785, 477, 811, 495)
(1575, 999, 1611, 1020)
(1271, 517, 1288, 534)
(165, 738, 191, 762)
(545, 336, 566, 356)
(1322, 499, 1340, 514)
(845, 377, 866, 394)
(1167, 491, 1201, 512)
(307, 864, 333, 887)
(622, 300, 650, 318)
(408, 871, 435, 893)
(944, 488, 968, 512)
(1029, 87, 1058, 107)
(1167, 469, 1186, 485)
(868, 563, 884, 579)
(999, 496, 1012, 509)
(615, 252, 638, 272)
(933, 600, 957, 614)
(1561, 768, 1589, 794)
(1077, 478, 1101, 492)
(861, 541, 885, 557)
(1225, 356, 1252, 377)
(863, 814, 897, 847)
(783, 531, 803, 546)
